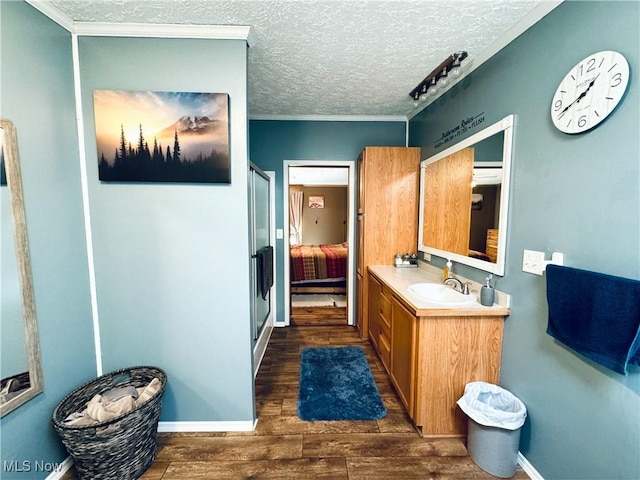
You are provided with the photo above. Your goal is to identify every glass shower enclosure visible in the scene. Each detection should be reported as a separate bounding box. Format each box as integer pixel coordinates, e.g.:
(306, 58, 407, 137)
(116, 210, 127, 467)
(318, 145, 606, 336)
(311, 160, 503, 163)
(249, 164, 273, 372)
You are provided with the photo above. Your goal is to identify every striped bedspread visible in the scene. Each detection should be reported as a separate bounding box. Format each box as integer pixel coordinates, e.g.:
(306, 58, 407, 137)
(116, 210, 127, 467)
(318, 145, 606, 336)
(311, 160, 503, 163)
(290, 243, 348, 282)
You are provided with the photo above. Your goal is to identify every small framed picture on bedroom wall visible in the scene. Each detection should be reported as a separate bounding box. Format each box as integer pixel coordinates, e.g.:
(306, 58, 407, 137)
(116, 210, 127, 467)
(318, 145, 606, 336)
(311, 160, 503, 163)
(308, 195, 324, 208)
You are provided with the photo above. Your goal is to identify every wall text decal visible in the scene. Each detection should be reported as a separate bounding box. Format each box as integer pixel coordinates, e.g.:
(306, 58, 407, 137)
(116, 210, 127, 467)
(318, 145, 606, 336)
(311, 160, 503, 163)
(434, 112, 485, 149)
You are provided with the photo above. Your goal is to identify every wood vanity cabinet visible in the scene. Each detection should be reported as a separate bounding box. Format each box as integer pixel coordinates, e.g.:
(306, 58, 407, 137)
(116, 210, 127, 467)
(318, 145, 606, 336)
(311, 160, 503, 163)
(367, 275, 381, 351)
(367, 270, 506, 437)
(356, 146, 420, 338)
(389, 298, 416, 416)
(369, 280, 416, 416)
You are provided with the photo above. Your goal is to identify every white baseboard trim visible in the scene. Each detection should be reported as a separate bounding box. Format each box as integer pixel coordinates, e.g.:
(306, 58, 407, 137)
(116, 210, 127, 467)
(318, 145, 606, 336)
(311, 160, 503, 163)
(45, 456, 73, 480)
(158, 420, 257, 433)
(518, 451, 544, 480)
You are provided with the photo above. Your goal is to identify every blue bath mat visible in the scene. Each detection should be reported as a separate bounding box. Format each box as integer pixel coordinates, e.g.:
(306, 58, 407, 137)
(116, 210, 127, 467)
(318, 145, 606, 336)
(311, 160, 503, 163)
(297, 346, 387, 421)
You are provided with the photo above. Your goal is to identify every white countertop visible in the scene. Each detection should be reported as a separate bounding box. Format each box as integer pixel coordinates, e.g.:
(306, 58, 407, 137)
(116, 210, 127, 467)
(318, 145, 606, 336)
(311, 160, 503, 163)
(368, 264, 510, 317)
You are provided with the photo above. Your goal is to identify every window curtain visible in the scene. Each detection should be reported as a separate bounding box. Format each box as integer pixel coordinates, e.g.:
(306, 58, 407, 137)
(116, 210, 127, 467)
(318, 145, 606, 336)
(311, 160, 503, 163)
(289, 190, 303, 245)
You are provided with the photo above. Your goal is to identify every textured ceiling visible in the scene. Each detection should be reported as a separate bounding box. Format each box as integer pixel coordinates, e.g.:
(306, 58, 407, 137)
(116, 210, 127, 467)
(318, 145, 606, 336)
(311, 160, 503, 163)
(45, 0, 544, 117)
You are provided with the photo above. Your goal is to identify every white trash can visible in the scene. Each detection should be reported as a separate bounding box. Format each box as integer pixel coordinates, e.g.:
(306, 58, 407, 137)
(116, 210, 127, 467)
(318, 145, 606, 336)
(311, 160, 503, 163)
(457, 382, 527, 478)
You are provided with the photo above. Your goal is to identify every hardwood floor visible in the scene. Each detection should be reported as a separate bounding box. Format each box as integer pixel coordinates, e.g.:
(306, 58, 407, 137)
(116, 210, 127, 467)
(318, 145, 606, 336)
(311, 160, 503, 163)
(63, 325, 530, 479)
(290, 306, 347, 325)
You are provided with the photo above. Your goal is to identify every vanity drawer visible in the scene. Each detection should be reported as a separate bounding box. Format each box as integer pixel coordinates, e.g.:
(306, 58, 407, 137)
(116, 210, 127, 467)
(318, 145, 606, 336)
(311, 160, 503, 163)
(379, 313, 391, 344)
(380, 287, 392, 320)
(378, 333, 391, 369)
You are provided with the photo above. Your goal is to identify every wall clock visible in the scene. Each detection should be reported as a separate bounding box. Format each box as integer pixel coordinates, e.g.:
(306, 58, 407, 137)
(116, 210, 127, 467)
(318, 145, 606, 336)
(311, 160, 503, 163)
(551, 50, 630, 134)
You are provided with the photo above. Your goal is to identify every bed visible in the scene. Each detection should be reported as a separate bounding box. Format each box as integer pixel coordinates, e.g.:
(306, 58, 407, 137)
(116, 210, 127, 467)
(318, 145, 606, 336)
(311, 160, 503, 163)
(290, 242, 348, 292)
(290, 242, 349, 323)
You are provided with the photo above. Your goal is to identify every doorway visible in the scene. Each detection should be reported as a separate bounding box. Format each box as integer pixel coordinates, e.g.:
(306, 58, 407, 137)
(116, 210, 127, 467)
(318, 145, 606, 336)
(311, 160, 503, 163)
(283, 161, 356, 327)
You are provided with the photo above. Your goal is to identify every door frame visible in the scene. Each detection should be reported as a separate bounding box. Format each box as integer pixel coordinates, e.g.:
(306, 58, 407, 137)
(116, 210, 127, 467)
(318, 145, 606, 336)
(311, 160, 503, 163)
(283, 160, 356, 326)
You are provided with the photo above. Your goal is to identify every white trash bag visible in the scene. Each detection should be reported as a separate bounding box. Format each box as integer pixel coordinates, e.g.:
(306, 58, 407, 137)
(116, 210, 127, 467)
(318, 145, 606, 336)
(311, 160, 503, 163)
(457, 381, 527, 430)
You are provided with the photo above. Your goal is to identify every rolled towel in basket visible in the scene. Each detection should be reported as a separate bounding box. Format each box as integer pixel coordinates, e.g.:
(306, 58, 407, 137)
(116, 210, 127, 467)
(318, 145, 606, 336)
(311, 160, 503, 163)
(102, 385, 138, 403)
(136, 377, 162, 406)
(86, 394, 136, 423)
(63, 395, 137, 426)
(61, 411, 97, 426)
(62, 377, 162, 425)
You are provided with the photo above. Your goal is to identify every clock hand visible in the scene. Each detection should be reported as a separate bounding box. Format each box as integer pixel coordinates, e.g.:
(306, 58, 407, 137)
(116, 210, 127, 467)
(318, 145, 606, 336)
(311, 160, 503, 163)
(557, 73, 600, 119)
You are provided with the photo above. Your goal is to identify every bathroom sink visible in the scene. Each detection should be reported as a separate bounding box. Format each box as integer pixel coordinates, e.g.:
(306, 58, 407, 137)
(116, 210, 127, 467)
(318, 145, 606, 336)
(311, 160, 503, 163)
(407, 283, 477, 306)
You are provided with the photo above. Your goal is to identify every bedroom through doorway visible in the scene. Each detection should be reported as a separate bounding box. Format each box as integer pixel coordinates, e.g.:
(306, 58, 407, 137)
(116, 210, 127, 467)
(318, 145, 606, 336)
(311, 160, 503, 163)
(283, 161, 355, 327)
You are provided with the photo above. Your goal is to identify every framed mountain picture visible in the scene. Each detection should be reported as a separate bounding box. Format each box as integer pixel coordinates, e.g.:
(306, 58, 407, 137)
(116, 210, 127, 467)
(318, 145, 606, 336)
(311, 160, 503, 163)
(93, 90, 230, 183)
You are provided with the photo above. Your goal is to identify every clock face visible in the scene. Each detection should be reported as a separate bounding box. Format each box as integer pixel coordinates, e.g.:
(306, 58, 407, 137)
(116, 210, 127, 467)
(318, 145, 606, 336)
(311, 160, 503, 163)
(551, 50, 630, 134)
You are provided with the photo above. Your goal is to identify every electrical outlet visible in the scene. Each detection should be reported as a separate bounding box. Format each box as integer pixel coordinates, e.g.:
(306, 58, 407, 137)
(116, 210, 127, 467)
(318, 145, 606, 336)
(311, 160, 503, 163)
(523, 249, 545, 275)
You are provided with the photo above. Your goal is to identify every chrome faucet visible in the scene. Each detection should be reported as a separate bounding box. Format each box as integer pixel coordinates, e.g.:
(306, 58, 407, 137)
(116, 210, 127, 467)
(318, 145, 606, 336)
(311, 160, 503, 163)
(444, 276, 470, 295)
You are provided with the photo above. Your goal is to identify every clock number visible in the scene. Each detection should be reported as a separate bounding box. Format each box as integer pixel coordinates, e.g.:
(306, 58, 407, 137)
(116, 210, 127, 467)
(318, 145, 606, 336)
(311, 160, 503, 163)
(579, 58, 597, 76)
(611, 72, 623, 87)
(578, 115, 588, 128)
(554, 99, 563, 112)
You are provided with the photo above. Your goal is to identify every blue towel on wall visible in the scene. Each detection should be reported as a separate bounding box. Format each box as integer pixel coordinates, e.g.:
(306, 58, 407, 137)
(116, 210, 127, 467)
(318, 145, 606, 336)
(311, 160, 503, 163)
(545, 264, 640, 375)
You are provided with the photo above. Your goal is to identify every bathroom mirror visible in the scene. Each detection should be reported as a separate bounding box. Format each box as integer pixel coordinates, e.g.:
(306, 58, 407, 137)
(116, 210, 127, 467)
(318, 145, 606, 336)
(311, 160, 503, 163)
(1, 118, 43, 416)
(418, 115, 514, 276)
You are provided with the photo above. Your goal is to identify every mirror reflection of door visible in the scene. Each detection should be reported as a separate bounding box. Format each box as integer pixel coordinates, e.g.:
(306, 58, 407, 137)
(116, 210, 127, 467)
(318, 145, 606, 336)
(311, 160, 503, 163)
(470, 185, 500, 262)
(422, 147, 474, 256)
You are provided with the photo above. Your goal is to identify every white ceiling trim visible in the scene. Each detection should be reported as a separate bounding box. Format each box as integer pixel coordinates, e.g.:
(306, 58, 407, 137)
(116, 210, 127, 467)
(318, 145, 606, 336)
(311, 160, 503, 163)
(73, 22, 255, 46)
(24, 1, 255, 45)
(249, 114, 406, 123)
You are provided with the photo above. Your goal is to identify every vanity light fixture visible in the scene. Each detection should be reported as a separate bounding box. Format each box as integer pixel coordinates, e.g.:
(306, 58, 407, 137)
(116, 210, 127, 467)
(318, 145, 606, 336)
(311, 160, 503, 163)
(436, 67, 450, 89)
(450, 56, 463, 79)
(427, 77, 439, 96)
(409, 51, 468, 107)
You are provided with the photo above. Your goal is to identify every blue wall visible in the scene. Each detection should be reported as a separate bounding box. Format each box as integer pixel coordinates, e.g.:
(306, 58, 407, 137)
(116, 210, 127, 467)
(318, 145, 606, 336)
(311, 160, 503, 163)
(0, 2, 96, 477)
(78, 36, 254, 422)
(410, 1, 639, 479)
(249, 119, 406, 321)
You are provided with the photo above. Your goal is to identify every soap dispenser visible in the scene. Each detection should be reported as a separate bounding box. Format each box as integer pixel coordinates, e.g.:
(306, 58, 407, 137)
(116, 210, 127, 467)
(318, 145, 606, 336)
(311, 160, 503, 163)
(480, 274, 495, 306)
(443, 260, 452, 280)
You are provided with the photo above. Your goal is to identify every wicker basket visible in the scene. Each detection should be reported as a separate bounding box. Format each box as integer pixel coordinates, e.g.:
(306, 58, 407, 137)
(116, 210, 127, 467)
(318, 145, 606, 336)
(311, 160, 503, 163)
(52, 366, 167, 480)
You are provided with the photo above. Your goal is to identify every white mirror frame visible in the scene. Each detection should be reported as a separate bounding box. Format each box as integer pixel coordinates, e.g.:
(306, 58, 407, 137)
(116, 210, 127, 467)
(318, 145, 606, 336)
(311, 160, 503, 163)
(418, 114, 514, 276)
(1, 118, 43, 417)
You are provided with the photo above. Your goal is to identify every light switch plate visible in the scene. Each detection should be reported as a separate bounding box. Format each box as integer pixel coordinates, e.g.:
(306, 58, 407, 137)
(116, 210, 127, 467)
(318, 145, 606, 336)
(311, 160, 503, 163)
(276, 229, 284, 239)
(523, 249, 545, 275)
